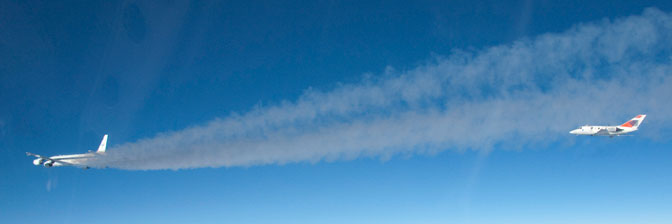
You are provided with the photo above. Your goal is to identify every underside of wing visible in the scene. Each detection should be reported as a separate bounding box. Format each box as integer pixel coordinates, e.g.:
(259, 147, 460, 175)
(51, 159, 79, 166)
(595, 129, 610, 136)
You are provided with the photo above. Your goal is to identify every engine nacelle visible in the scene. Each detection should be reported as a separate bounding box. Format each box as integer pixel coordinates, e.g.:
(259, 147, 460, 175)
(43, 161, 54, 167)
(33, 158, 45, 166)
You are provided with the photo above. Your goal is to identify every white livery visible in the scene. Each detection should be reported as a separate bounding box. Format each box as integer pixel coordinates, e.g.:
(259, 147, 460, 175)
(570, 115, 646, 137)
(27, 134, 108, 169)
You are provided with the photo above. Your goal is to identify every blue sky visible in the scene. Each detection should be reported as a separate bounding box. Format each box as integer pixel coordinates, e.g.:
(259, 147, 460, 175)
(2, 0, 672, 223)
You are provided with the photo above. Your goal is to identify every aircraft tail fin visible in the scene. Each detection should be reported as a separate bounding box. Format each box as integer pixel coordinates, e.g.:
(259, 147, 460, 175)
(97, 134, 108, 153)
(620, 115, 646, 128)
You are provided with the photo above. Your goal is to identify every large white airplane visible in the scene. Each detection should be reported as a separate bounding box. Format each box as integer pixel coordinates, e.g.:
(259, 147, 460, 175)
(27, 134, 108, 169)
(570, 115, 646, 137)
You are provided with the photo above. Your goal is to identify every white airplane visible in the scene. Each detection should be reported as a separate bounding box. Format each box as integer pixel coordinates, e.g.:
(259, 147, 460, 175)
(570, 115, 646, 137)
(27, 134, 108, 169)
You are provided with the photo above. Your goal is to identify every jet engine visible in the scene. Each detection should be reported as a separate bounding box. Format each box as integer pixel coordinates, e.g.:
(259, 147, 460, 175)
(33, 158, 44, 166)
(43, 161, 54, 167)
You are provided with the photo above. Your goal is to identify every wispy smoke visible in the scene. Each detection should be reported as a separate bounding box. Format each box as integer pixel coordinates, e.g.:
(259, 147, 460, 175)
(94, 8, 672, 170)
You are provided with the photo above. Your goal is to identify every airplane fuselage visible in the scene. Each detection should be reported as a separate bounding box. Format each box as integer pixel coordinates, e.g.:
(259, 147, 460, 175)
(569, 125, 637, 136)
(32, 152, 99, 167)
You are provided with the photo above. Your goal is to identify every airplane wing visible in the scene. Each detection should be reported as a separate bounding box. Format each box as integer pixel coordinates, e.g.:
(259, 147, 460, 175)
(595, 129, 610, 136)
(26, 152, 48, 159)
(50, 159, 79, 166)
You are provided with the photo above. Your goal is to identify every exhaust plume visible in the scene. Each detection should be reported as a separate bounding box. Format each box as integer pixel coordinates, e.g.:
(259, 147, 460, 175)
(95, 8, 672, 170)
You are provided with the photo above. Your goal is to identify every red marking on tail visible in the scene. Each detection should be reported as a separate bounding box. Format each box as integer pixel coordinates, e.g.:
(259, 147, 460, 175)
(620, 120, 635, 127)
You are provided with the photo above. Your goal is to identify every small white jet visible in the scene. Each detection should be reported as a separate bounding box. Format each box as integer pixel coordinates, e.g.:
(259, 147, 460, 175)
(27, 134, 108, 169)
(570, 115, 646, 137)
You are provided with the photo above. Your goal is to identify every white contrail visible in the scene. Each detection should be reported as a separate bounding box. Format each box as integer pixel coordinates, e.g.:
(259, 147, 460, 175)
(94, 8, 672, 170)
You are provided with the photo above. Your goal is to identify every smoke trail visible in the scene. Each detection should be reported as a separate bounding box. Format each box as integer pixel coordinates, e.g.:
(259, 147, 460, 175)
(94, 8, 672, 170)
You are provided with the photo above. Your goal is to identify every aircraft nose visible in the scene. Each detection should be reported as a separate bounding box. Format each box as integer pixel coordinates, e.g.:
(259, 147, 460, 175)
(570, 129, 578, 134)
